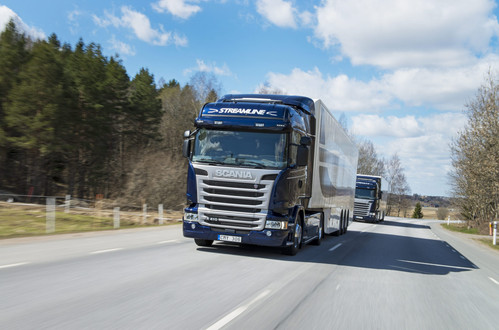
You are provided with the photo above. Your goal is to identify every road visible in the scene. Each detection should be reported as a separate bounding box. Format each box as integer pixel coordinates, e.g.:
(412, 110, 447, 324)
(1, 217, 498, 329)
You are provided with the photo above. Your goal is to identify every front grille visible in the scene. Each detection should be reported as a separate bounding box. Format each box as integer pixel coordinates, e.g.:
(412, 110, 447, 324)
(354, 201, 371, 217)
(198, 176, 274, 231)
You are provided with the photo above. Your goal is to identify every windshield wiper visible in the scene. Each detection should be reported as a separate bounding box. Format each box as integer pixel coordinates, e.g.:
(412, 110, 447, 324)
(235, 159, 266, 168)
(194, 158, 225, 165)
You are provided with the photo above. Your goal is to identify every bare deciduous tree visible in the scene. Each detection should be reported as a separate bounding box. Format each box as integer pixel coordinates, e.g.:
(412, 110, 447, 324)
(450, 72, 499, 227)
(385, 153, 411, 216)
(356, 139, 385, 177)
(256, 82, 285, 95)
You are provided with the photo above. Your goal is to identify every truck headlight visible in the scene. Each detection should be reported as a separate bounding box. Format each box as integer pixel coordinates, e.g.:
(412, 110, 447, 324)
(265, 220, 288, 230)
(184, 212, 198, 222)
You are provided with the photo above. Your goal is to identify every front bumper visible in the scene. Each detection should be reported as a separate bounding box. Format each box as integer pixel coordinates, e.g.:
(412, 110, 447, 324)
(183, 221, 290, 247)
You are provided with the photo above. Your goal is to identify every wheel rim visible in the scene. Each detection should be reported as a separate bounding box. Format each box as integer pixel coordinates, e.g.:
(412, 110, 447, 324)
(295, 223, 302, 248)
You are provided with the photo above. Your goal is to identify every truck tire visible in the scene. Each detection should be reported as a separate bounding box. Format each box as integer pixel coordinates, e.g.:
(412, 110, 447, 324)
(311, 213, 324, 246)
(344, 210, 349, 234)
(194, 239, 213, 247)
(334, 211, 343, 236)
(282, 218, 303, 255)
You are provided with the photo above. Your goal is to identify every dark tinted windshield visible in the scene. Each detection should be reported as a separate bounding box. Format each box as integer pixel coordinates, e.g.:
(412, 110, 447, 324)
(355, 188, 376, 199)
(191, 129, 287, 169)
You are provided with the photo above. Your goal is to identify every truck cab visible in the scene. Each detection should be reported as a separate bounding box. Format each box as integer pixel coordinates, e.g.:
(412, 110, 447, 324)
(353, 175, 386, 223)
(182, 94, 358, 255)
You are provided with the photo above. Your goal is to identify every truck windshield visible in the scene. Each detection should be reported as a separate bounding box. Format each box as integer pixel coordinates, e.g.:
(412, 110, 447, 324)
(191, 129, 287, 169)
(355, 188, 376, 199)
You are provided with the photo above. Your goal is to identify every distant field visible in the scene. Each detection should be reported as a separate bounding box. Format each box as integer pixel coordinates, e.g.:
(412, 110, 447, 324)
(421, 206, 461, 220)
(0, 202, 183, 239)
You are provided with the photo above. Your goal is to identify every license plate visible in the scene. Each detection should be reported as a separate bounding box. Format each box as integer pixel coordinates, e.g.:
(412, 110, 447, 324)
(218, 234, 242, 243)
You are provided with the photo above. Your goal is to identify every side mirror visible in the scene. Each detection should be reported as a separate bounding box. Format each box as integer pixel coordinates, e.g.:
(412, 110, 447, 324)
(300, 136, 312, 146)
(182, 130, 191, 158)
(296, 145, 309, 166)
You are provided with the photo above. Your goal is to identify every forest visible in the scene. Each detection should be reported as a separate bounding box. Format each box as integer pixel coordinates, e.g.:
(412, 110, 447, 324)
(0, 20, 217, 209)
(0, 20, 418, 214)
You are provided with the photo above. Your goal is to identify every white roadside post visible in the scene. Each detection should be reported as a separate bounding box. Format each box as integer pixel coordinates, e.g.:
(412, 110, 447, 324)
(158, 204, 164, 225)
(143, 204, 147, 224)
(113, 207, 120, 229)
(65, 195, 71, 213)
(494, 221, 497, 246)
(447, 215, 450, 226)
(46, 197, 55, 234)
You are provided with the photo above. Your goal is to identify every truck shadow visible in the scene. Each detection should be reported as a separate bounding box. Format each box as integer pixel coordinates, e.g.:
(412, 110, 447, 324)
(196, 228, 478, 276)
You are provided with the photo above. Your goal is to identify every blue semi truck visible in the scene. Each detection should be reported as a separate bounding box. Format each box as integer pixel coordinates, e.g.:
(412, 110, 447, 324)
(182, 94, 358, 255)
(353, 174, 387, 223)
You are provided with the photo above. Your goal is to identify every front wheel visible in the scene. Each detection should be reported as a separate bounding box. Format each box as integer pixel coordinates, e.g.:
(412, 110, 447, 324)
(194, 239, 213, 247)
(282, 220, 303, 255)
(311, 214, 324, 246)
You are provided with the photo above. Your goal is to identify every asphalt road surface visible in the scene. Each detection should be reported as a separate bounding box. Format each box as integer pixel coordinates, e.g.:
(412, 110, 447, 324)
(1, 217, 498, 329)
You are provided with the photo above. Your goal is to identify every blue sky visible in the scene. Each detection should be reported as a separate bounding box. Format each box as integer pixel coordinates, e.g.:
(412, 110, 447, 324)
(2, 0, 499, 197)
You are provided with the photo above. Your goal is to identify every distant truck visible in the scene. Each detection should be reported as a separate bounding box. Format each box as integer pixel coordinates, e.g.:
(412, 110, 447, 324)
(353, 174, 386, 222)
(182, 94, 358, 255)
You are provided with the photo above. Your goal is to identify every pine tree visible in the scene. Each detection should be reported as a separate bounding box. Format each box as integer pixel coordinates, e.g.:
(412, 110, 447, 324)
(0, 20, 30, 188)
(128, 68, 162, 145)
(412, 202, 424, 219)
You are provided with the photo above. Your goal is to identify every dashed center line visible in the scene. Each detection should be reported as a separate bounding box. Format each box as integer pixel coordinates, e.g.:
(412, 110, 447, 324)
(0, 262, 29, 269)
(489, 277, 499, 285)
(90, 248, 123, 254)
(157, 240, 178, 244)
(206, 290, 271, 330)
(329, 243, 342, 252)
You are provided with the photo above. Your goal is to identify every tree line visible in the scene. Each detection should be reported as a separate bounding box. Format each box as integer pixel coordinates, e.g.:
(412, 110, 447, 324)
(1, 20, 417, 213)
(0, 21, 218, 208)
(450, 72, 499, 228)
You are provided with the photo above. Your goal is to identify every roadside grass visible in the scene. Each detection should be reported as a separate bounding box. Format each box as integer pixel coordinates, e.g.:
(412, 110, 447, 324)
(0, 202, 182, 239)
(441, 223, 499, 251)
(441, 223, 479, 235)
(475, 238, 499, 251)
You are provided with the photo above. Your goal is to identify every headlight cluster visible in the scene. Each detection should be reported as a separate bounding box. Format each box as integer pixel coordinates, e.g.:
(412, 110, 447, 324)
(265, 220, 288, 230)
(184, 212, 198, 222)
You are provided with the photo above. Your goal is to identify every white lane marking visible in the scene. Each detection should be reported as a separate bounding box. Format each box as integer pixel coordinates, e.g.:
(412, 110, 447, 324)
(329, 243, 342, 252)
(0, 262, 29, 269)
(90, 248, 123, 254)
(206, 290, 271, 330)
(336, 284, 341, 291)
(156, 240, 178, 244)
(489, 277, 499, 286)
(398, 259, 473, 270)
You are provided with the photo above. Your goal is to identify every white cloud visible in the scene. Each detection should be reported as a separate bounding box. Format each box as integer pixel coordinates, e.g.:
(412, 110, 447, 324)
(152, 0, 202, 20)
(93, 6, 187, 47)
(351, 112, 467, 195)
(109, 35, 136, 56)
(256, 0, 297, 28)
(351, 115, 422, 138)
(350, 112, 466, 138)
(386, 134, 453, 195)
(262, 53, 499, 113)
(184, 59, 233, 76)
(0, 5, 45, 40)
(263, 67, 392, 111)
(314, 0, 499, 69)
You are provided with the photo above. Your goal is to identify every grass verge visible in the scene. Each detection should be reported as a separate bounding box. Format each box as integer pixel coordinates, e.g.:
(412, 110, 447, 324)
(441, 223, 499, 251)
(441, 223, 479, 235)
(474, 238, 499, 251)
(0, 203, 181, 239)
